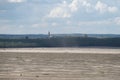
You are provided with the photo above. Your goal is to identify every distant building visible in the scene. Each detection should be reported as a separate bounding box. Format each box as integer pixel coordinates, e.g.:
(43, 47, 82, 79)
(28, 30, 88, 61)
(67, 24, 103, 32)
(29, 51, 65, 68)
(48, 31, 52, 38)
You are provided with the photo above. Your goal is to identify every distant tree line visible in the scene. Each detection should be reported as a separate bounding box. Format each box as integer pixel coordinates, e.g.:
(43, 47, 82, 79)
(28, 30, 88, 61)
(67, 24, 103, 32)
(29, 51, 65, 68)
(0, 37, 120, 48)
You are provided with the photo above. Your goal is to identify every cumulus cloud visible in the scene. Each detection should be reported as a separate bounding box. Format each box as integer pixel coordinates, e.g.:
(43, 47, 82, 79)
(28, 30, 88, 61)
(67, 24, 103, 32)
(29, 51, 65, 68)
(81, 0, 92, 12)
(95, 1, 107, 13)
(69, 0, 92, 12)
(48, 1, 71, 18)
(47, 0, 119, 18)
(95, 1, 118, 13)
(69, 0, 79, 12)
(48, 0, 84, 18)
(82, 1, 91, 7)
(8, 0, 26, 3)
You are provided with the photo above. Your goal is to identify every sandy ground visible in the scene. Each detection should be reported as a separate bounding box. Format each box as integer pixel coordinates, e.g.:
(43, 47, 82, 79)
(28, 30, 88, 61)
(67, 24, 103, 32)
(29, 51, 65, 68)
(0, 48, 120, 54)
(0, 48, 120, 80)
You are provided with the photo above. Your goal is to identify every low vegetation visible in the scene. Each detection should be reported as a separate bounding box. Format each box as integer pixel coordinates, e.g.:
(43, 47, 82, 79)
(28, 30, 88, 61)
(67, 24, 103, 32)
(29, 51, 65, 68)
(0, 37, 120, 48)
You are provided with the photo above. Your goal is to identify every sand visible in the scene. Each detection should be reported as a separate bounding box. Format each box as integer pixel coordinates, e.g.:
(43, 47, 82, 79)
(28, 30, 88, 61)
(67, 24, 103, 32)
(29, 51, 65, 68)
(0, 48, 120, 80)
(0, 48, 120, 54)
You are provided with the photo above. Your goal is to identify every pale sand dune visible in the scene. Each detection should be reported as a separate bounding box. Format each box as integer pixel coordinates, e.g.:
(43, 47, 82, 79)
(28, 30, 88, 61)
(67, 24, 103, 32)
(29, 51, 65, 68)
(0, 48, 120, 54)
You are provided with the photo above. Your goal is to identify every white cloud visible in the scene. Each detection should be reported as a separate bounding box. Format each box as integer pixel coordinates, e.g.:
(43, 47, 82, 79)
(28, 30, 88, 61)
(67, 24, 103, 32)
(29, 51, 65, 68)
(69, 0, 79, 12)
(95, 1, 118, 13)
(48, 1, 71, 18)
(47, 0, 119, 18)
(95, 1, 108, 13)
(8, 0, 26, 3)
(69, 0, 92, 12)
(48, 6, 71, 18)
(108, 7, 118, 13)
(32, 23, 48, 27)
(82, 1, 91, 8)
(47, 0, 84, 18)
(81, 1, 92, 12)
(114, 17, 120, 25)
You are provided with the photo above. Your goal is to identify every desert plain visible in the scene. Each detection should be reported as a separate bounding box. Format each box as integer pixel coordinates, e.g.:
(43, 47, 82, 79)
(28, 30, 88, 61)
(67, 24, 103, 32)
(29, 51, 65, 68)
(0, 48, 120, 80)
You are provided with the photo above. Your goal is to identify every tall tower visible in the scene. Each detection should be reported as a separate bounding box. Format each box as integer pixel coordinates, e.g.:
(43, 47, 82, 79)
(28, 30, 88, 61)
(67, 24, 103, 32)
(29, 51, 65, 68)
(48, 31, 51, 38)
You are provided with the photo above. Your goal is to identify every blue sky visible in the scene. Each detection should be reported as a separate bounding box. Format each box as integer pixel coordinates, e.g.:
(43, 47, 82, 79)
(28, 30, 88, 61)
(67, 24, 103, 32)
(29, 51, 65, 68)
(0, 0, 120, 34)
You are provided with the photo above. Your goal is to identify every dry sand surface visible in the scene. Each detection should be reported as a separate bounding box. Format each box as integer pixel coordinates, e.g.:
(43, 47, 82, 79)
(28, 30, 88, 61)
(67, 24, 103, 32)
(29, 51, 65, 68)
(0, 48, 120, 80)
(0, 48, 120, 54)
